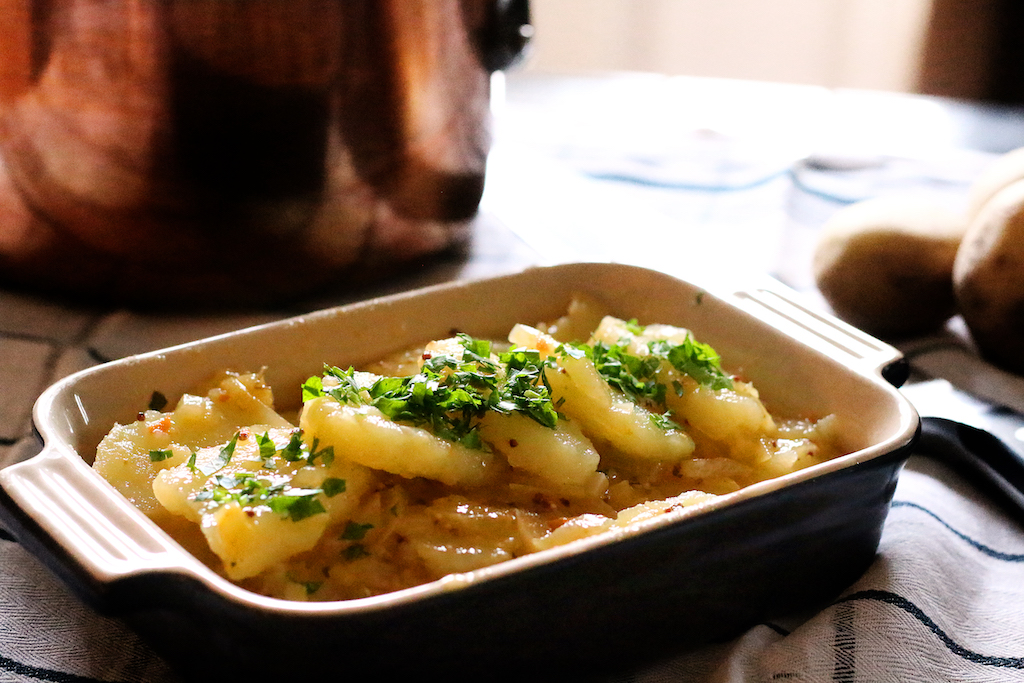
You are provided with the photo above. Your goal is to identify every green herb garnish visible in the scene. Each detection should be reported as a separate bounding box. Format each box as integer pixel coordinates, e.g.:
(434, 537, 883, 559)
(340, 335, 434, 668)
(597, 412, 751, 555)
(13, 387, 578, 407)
(279, 430, 305, 462)
(306, 438, 335, 466)
(625, 318, 645, 335)
(581, 340, 666, 405)
(649, 411, 680, 431)
(287, 574, 323, 595)
(256, 431, 277, 465)
(555, 326, 731, 430)
(148, 449, 175, 462)
(305, 328, 729, 445)
(493, 347, 559, 428)
(198, 432, 239, 476)
(341, 521, 374, 541)
(314, 335, 560, 448)
(267, 492, 327, 521)
(319, 366, 368, 405)
(301, 375, 324, 401)
(343, 544, 370, 561)
(652, 337, 733, 391)
(322, 477, 347, 497)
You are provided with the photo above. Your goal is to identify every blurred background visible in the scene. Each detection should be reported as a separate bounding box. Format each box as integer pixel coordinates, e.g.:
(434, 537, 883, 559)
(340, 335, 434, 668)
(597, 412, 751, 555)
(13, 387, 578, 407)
(520, 0, 1024, 103)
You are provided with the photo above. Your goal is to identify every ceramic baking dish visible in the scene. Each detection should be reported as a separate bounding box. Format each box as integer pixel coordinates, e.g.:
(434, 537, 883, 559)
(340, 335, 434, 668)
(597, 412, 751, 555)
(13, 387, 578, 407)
(0, 263, 918, 680)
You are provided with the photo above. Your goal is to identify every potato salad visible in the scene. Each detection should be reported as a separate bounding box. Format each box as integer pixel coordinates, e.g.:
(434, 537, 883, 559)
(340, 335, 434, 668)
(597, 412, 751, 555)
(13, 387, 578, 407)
(93, 298, 841, 601)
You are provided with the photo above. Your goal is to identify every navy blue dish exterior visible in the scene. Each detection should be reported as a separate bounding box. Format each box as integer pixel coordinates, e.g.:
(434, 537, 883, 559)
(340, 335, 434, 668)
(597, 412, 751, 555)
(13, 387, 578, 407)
(0, 434, 912, 681)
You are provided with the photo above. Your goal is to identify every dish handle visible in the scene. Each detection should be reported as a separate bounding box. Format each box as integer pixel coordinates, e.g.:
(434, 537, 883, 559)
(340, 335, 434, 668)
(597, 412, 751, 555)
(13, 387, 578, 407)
(731, 284, 909, 388)
(0, 445, 192, 608)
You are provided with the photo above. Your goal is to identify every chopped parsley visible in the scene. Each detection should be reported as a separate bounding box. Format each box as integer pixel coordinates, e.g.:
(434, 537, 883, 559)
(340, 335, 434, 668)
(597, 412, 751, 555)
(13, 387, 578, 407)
(148, 449, 175, 462)
(192, 472, 328, 522)
(267, 492, 327, 521)
(595, 322, 734, 393)
(649, 411, 680, 431)
(340, 521, 374, 541)
(250, 429, 336, 469)
(625, 318, 646, 335)
(187, 429, 347, 522)
(194, 472, 280, 507)
(198, 432, 239, 476)
(650, 336, 733, 391)
(287, 574, 323, 595)
(301, 375, 325, 402)
(322, 477, 347, 497)
(309, 335, 561, 449)
(256, 432, 277, 463)
(343, 544, 370, 561)
(279, 431, 305, 462)
(315, 368, 366, 406)
(302, 325, 730, 444)
(306, 438, 335, 466)
(571, 340, 667, 405)
(493, 348, 559, 428)
(556, 322, 732, 429)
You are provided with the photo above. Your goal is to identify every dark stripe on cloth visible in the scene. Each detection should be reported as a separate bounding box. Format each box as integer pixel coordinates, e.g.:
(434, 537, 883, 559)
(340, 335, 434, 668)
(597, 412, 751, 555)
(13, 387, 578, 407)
(891, 500, 1024, 562)
(837, 590, 1024, 669)
(831, 601, 857, 682)
(0, 654, 110, 683)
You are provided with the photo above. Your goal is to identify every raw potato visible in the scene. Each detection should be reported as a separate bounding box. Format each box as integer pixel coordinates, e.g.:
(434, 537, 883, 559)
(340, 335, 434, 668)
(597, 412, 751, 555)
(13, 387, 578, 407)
(812, 195, 967, 338)
(953, 178, 1024, 374)
(966, 146, 1024, 221)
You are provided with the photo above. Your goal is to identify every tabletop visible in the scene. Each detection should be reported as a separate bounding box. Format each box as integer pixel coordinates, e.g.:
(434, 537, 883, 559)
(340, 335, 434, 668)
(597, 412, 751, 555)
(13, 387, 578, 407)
(3, 70, 1024, 682)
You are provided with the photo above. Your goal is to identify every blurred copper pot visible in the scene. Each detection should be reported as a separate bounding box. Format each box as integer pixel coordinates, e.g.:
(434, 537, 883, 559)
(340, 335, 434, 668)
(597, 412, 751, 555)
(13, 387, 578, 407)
(0, 0, 530, 306)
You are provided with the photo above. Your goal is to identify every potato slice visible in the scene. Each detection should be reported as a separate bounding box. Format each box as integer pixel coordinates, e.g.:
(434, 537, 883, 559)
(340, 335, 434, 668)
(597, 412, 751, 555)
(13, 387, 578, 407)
(546, 353, 694, 462)
(200, 454, 373, 581)
(590, 315, 691, 351)
(585, 316, 771, 454)
(665, 374, 774, 446)
(512, 323, 694, 462)
(477, 411, 605, 495)
(204, 501, 328, 580)
(300, 397, 500, 486)
(94, 370, 292, 521)
(535, 489, 716, 551)
(93, 415, 193, 521)
(152, 426, 376, 580)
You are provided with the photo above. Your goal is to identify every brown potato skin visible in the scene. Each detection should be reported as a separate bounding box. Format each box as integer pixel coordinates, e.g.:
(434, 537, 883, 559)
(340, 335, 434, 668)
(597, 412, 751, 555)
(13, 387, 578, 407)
(954, 178, 1024, 374)
(966, 146, 1024, 221)
(813, 196, 966, 339)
